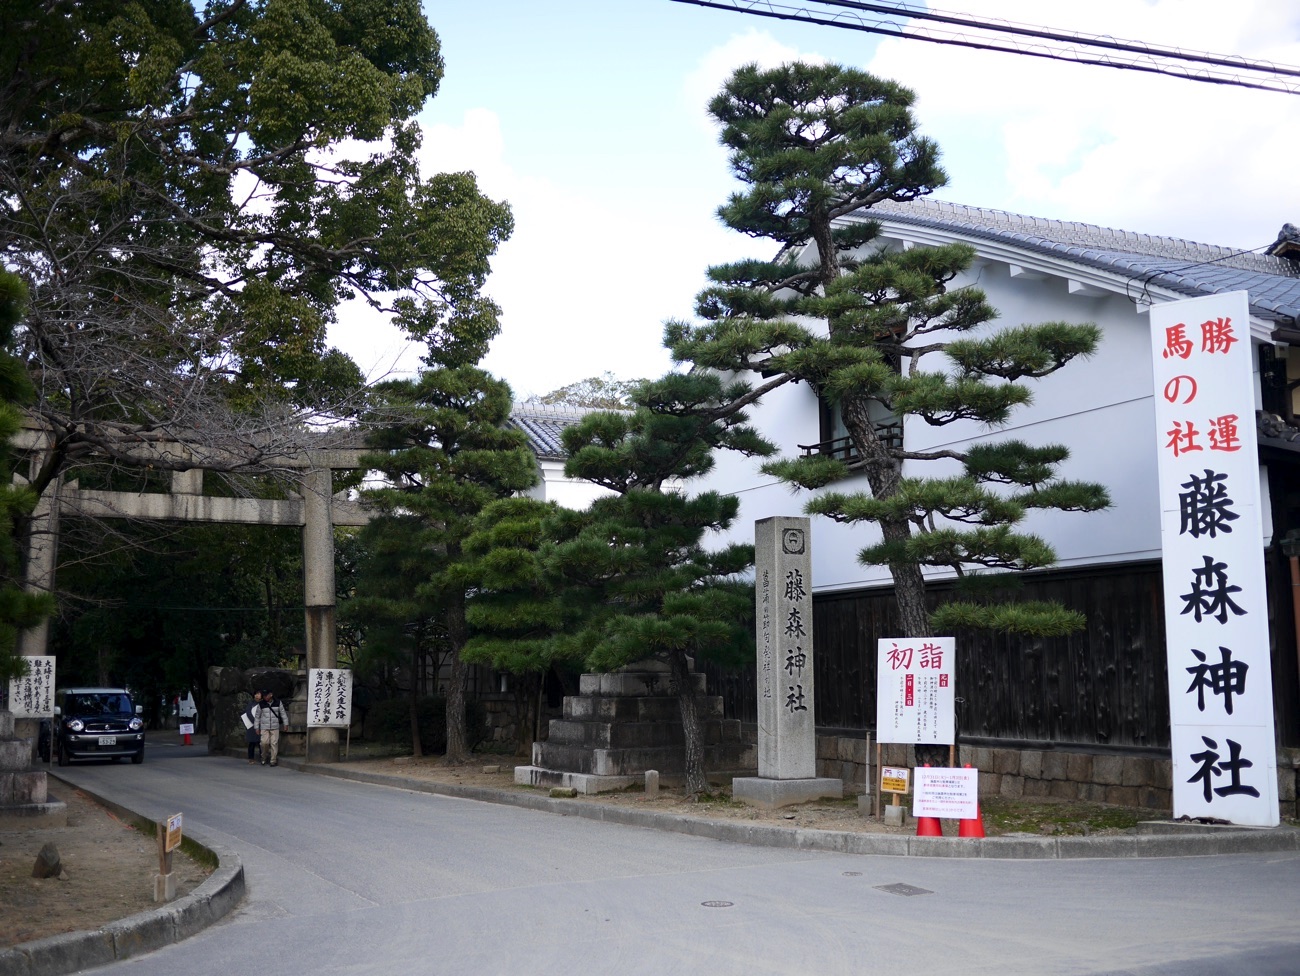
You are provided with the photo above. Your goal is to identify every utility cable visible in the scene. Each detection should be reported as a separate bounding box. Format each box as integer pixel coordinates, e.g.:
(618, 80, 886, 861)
(670, 0, 1300, 96)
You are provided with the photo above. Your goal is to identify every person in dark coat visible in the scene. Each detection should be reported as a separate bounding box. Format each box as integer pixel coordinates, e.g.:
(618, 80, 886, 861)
(243, 691, 263, 764)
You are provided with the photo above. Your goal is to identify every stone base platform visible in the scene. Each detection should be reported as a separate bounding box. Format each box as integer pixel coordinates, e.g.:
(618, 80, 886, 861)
(0, 799, 68, 829)
(514, 765, 639, 795)
(732, 775, 844, 810)
(516, 764, 759, 795)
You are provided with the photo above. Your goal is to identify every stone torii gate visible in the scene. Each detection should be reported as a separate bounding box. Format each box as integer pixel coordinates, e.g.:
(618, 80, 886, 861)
(13, 428, 368, 763)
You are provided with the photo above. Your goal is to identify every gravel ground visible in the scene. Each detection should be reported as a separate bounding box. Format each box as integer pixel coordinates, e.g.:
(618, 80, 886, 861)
(1, 787, 211, 947)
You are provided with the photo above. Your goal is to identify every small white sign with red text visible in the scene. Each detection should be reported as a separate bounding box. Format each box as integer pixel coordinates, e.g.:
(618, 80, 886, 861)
(913, 766, 978, 820)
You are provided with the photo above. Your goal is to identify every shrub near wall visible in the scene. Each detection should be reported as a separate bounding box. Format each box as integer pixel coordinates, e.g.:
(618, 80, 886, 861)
(366, 697, 486, 755)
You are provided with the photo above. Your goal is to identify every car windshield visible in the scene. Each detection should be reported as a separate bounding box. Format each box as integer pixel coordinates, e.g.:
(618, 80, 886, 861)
(67, 694, 132, 715)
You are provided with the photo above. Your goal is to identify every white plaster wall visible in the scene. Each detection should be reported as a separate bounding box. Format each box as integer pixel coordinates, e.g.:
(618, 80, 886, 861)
(525, 459, 617, 510)
(694, 235, 1180, 592)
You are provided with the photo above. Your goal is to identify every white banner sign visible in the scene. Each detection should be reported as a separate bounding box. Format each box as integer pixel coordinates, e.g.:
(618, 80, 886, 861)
(875, 637, 955, 744)
(913, 766, 978, 820)
(8, 656, 55, 718)
(307, 668, 353, 729)
(1150, 291, 1278, 826)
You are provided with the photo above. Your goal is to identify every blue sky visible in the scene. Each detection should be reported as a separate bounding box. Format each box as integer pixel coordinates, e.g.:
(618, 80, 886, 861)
(328, 1, 1300, 398)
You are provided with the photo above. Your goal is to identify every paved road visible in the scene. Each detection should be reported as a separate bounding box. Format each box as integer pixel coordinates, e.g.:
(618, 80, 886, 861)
(52, 743, 1300, 976)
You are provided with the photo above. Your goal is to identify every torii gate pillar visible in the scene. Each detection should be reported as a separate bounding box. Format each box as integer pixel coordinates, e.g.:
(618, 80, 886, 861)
(301, 466, 339, 764)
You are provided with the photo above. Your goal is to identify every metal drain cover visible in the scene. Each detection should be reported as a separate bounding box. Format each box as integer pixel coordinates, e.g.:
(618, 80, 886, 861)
(874, 882, 933, 897)
(701, 900, 734, 908)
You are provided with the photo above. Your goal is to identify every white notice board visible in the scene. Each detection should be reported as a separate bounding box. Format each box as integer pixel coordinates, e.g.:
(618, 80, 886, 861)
(875, 637, 954, 744)
(913, 766, 978, 820)
(307, 668, 353, 728)
(8, 656, 55, 718)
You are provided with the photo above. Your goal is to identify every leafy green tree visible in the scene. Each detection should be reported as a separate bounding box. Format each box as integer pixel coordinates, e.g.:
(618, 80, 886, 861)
(0, 0, 513, 502)
(361, 367, 538, 761)
(668, 62, 1108, 642)
(468, 373, 773, 793)
(0, 274, 52, 682)
(532, 372, 645, 409)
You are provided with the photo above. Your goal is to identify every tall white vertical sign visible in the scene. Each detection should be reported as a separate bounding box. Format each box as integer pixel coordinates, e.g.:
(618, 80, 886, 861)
(307, 668, 353, 729)
(754, 516, 815, 779)
(8, 656, 55, 717)
(1150, 291, 1278, 826)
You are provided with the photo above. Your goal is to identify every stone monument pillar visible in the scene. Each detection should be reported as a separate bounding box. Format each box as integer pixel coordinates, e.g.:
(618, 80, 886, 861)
(0, 708, 66, 828)
(732, 516, 842, 809)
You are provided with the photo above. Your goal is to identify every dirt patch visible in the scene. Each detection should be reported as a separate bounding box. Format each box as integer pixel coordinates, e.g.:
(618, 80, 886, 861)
(357, 756, 1167, 837)
(0, 788, 212, 947)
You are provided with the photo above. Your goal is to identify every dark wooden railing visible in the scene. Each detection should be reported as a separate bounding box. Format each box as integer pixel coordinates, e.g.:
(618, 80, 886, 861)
(798, 424, 904, 465)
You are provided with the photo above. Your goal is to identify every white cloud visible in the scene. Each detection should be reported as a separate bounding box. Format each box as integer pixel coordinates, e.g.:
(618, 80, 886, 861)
(682, 29, 820, 134)
(865, 0, 1300, 248)
(336, 7, 1300, 399)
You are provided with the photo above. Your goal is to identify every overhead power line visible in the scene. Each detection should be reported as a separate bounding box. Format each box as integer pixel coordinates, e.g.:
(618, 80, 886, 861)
(670, 0, 1300, 96)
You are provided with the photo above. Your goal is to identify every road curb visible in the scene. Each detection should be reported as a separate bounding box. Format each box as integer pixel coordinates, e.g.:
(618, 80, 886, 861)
(282, 757, 1300, 859)
(0, 779, 246, 976)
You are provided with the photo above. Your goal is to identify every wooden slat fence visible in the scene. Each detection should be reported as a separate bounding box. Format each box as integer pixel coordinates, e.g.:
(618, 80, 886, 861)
(705, 556, 1300, 750)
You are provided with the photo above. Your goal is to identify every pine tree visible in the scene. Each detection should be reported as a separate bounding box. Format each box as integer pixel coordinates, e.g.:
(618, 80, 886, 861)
(361, 367, 538, 761)
(345, 514, 447, 757)
(668, 62, 1109, 641)
(457, 496, 575, 753)
(466, 372, 772, 793)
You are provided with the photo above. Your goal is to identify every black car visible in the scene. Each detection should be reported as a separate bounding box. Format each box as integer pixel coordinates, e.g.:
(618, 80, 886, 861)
(48, 687, 146, 765)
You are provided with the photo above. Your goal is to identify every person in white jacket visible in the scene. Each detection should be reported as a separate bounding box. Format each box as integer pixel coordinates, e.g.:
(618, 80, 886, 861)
(251, 690, 289, 766)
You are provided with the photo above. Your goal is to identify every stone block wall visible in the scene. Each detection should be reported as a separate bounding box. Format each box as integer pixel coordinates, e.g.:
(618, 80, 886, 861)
(950, 744, 1172, 811)
(814, 733, 1300, 820)
(816, 732, 870, 789)
(479, 692, 519, 747)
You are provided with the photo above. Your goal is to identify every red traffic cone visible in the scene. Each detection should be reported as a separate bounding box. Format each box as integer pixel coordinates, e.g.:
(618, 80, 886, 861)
(915, 762, 942, 835)
(958, 807, 984, 837)
(959, 764, 985, 837)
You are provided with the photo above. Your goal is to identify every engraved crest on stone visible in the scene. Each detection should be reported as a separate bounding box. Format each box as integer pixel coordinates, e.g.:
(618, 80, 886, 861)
(781, 527, 805, 555)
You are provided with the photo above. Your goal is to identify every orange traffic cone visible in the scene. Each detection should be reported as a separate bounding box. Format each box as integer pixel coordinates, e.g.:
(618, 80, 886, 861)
(958, 764, 985, 837)
(915, 762, 942, 836)
(915, 814, 943, 836)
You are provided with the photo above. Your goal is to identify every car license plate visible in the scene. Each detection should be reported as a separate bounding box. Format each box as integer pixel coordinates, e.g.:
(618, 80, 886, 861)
(98, 736, 116, 746)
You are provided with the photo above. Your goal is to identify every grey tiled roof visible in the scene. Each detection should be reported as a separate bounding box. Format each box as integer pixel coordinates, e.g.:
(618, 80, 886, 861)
(508, 404, 611, 460)
(867, 199, 1300, 326)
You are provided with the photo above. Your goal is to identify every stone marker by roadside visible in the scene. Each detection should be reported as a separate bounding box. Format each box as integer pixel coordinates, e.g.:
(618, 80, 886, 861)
(32, 841, 61, 878)
(0, 706, 66, 829)
(645, 769, 659, 798)
(732, 517, 843, 810)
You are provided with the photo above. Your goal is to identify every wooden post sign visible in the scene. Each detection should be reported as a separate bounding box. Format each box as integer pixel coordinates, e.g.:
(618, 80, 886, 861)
(880, 765, 909, 818)
(165, 812, 183, 852)
(154, 812, 182, 903)
(307, 667, 354, 759)
(880, 766, 910, 795)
